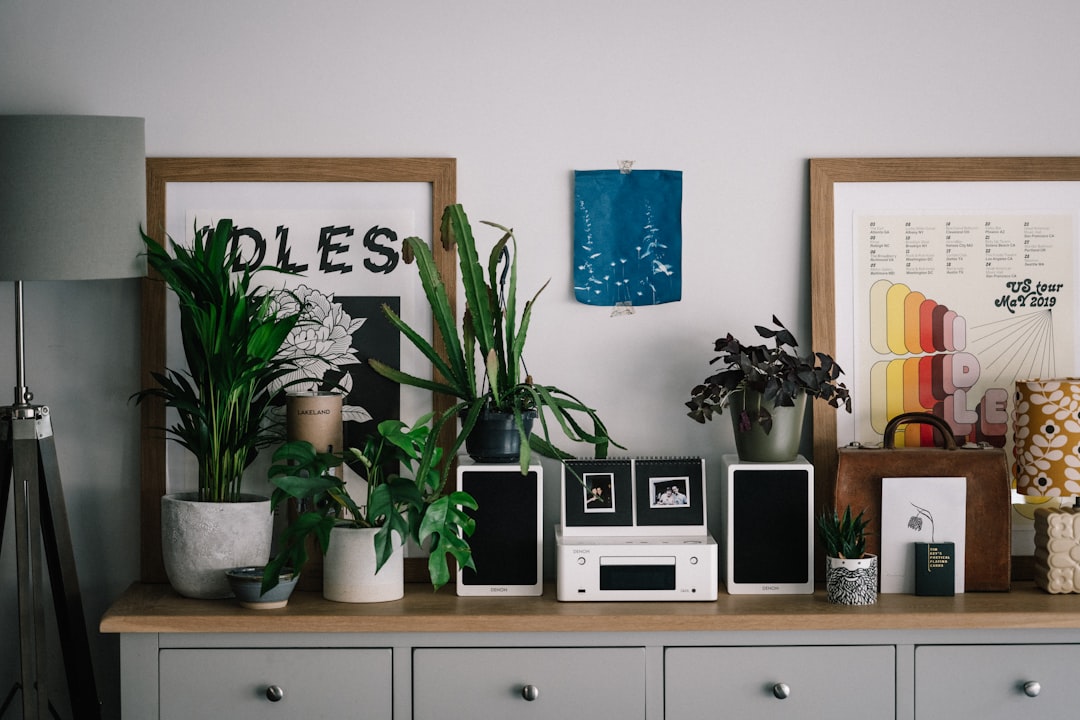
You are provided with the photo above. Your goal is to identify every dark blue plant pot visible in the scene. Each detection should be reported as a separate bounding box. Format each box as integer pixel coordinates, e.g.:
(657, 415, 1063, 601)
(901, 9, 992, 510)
(465, 409, 536, 462)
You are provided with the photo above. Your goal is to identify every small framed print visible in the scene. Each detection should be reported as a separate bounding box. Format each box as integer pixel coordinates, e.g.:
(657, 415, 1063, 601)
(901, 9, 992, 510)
(562, 459, 634, 530)
(583, 472, 617, 513)
(634, 458, 705, 528)
(648, 476, 691, 508)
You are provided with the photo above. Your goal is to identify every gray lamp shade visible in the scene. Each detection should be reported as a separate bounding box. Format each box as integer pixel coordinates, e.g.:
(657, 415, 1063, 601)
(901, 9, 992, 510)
(0, 114, 146, 281)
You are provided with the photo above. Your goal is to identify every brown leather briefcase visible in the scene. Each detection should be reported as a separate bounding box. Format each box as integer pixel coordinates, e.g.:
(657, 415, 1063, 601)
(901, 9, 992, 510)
(834, 412, 1011, 591)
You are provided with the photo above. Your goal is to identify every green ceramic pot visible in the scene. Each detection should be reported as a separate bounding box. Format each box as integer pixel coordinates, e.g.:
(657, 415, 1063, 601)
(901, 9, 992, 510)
(728, 389, 807, 462)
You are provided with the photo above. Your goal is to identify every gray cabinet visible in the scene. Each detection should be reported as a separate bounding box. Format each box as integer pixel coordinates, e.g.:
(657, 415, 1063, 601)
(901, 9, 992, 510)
(915, 644, 1079, 719)
(101, 583, 1080, 720)
(413, 647, 646, 720)
(666, 646, 894, 720)
(158, 648, 392, 719)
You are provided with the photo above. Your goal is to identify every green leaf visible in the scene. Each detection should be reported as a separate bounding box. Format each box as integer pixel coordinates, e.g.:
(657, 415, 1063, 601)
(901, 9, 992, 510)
(446, 204, 496, 357)
(368, 358, 464, 400)
(419, 492, 478, 590)
(270, 472, 342, 500)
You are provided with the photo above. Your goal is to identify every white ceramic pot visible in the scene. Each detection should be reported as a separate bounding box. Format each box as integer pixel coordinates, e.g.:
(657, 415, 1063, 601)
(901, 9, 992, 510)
(160, 493, 273, 599)
(825, 554, 878, 605)
(323, 526, 404, 603)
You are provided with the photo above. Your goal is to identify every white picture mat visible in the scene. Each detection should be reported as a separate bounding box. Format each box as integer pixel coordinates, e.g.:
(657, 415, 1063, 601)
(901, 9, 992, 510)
(880, 475, 967, 594)
(832, 180, 1080, 448)
(163, 181, 433, 494)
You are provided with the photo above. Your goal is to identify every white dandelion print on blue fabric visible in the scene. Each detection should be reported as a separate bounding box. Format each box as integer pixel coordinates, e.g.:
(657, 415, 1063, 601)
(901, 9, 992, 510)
(573, 169, 682, 306)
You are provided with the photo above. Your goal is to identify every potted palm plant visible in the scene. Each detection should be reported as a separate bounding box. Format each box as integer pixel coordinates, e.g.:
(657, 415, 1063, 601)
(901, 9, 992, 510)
(817, 506, 877, 605)
(368, 203, 618, 481)
(685, 315, 852, 461)
(136, 218, 321, 599)
(261, 414, 477, 601)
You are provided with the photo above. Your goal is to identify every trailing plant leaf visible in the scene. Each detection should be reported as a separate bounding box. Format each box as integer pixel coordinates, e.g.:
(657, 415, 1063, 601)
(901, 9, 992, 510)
(419, 491, 478, 590)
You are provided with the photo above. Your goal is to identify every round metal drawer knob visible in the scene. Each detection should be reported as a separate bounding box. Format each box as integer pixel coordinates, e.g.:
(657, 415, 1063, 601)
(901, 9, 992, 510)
(1023, 681, 1041, 698)
(521, 684, 540, 702)
(772, 682, 791, 699)
(265, 685, 285, 702)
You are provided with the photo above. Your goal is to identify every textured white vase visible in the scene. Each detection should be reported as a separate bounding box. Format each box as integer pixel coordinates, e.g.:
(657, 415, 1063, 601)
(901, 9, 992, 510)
(160, 493, 273, 599)
(323, 527, 404, 603)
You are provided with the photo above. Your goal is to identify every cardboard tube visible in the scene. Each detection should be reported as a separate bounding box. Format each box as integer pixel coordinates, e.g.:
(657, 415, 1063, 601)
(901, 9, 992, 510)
(286, 392, 344, 474)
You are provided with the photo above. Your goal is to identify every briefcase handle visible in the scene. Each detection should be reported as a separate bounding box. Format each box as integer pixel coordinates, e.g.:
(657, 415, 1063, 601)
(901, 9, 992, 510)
(882, 412, 958, 450)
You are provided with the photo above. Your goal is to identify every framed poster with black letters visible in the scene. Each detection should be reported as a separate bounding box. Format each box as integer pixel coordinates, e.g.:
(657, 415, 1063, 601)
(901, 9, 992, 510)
(139, 157, 456, 582)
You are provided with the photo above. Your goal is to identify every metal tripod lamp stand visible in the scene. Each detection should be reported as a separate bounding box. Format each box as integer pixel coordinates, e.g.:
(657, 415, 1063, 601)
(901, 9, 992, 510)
(0, 115, 145, 720)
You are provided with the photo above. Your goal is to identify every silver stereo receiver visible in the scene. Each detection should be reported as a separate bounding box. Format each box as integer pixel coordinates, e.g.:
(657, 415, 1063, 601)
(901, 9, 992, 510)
(555, 527, 718, 601)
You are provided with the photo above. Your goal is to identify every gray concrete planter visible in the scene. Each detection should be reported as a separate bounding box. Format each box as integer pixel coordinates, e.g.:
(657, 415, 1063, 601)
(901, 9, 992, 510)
(161, 492, 273, 599)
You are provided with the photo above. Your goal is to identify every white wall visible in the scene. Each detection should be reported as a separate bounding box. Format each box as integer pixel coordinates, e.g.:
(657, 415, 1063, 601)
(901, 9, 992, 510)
(3, 1, 1080, 716)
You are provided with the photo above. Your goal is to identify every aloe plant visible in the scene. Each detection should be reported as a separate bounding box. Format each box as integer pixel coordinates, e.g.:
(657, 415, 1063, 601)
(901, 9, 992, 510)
(369, 203, 618, 482)
(262, 415, 477, 592)
(135, 218, 315, 502)
(817, 506, 871, 559)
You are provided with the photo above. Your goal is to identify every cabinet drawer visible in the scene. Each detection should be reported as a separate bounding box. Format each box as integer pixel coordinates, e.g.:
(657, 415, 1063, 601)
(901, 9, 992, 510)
(413, 647, 645, 720)
(159, 648, 391, 720)
(916, 644, 1080, 719)
(665, 646, 894, 720)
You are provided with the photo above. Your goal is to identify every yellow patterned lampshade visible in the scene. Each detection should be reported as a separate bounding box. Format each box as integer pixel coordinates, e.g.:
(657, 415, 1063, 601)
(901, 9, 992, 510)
(1013, 379, 1080, 498)
(1014, 379, 1080, 593)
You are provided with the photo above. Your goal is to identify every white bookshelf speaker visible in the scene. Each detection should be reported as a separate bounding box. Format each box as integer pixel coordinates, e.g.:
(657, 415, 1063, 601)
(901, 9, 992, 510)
(720, 454, 814, 594)
(456, 461, 543, 596)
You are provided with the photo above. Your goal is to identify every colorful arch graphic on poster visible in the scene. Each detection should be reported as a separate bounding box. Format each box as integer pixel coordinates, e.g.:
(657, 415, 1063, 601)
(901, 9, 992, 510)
(867, 279, 1055, 447)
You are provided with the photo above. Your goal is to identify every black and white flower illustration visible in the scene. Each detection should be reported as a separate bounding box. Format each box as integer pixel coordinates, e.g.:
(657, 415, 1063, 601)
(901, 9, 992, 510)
(270, 284, 371, 425)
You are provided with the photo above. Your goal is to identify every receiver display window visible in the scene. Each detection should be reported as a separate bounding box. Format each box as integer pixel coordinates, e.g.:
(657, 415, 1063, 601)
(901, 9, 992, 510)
(599, 564, 676, 590)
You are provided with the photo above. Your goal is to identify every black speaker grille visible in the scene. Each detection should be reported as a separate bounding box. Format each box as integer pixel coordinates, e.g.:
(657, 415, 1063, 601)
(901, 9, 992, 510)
(459, 469, 539, 586)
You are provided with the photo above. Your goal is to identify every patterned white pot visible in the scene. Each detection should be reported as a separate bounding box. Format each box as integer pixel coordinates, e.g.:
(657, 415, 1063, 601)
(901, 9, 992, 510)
(825, 554, 878, 605)
(161, 493, 273, 599)
(323, 527, 404, 603)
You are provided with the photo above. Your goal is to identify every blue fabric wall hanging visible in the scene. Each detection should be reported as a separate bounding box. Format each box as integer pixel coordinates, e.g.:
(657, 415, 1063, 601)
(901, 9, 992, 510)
(573, 169, 682, 306)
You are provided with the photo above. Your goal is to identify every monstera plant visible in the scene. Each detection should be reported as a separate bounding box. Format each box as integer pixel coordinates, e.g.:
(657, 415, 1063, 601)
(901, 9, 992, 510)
(262, 415, 477, 594)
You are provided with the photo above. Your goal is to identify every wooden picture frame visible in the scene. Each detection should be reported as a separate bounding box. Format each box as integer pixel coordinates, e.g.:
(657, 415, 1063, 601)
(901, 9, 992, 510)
(140, 157, 456, 583)
(809, 157, 1080, 513)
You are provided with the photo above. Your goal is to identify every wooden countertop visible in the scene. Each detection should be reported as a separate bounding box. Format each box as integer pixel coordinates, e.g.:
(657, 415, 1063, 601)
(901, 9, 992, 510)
(100, 581, 1080, 635)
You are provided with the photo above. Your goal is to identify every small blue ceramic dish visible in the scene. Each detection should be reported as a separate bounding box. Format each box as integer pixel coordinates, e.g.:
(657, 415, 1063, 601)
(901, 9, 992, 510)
(225, 566, 300, 609)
